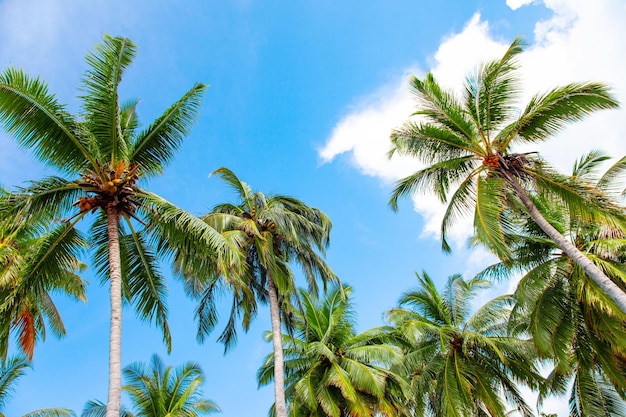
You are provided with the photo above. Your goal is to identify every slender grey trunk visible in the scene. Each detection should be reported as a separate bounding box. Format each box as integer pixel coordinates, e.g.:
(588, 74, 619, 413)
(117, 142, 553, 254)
(106, 210, 123, 417)
(267, 274, 288, 417)
(505, 175, 626, 313)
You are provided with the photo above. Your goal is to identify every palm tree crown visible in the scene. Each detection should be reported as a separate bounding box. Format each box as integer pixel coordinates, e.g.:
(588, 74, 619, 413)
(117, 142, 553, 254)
(82, 354, 219, 417)
(258, 286, 408, 417)
(387, 272, 544, 417)
(388, 37, 626, 313)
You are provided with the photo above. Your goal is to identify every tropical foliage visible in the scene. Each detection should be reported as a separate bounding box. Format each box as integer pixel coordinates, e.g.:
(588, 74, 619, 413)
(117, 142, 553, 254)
(1, 31, 626, 417)
(479, 151, 626, 416)
(81, 354, 219, 417)
(184, 167, 338, 417)
(387, 272, 544, 417)
(0, 189, 86, 360)
(258, 286, 408, 417)
(388, 37, 626, 312)
(0, 35, 238, 417)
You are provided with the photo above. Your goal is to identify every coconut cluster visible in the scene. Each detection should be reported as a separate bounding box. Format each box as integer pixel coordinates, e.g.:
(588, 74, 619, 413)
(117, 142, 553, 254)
(73, 162, 140, 214)
(482, 154, 501, 169)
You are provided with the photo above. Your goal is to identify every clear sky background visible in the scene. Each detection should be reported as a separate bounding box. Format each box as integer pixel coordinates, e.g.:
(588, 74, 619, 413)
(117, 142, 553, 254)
(1, 1, 625, 416)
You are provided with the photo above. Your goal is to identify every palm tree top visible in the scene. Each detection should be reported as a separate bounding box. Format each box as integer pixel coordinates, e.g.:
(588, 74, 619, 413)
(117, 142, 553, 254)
(388, 271, 544, 417)
(392, 37, 618, 166)
(389, 36, 619, 209)
(1, 35, 207, 221)
(210, 167, 333, 252)
(388, 36, 624, 270)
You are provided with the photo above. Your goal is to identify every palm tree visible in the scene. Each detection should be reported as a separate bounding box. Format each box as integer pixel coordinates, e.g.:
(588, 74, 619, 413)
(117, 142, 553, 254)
(388, 37, 626, 313)
(257, 286, 408, 417)
(479, 151, 626, 416)
(0, 188, 87, 361)
(0, 35, 236, 417)
(0, 355, 74, 417)
(387, 271, 544, 417)
(190, 167, 338, 417)
(81, 354, 220, 417)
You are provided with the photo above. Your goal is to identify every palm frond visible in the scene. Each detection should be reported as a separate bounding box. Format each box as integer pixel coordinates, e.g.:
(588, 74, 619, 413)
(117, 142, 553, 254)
(598, 154, 626, 197)
(130, 83, 207, 177)
(408, 73, 477, 142)
(474, 175, 512, 260)
(119, 99, 140, 144)
(138, 189, 242, 273)
(0, 68, 96, 173)
(465, 36, 523, 141)
(390, 121, 479, 165)
(496, 82, 619, 150)
(81, 35, 136, 163)
(572, 150, 611, 182)
(526, 161, 626, 231)
(441, 168, 480, 252)
(10, 177, 84, 222)
(21, 408, 76, 417)
(0, 355, 29, 410)
(121, 218, 171, 352)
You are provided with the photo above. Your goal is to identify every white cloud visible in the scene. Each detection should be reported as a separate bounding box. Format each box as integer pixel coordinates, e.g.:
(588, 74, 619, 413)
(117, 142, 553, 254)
(506, 0, 536, 11)
(319, 0, 626, 248)
(319, 70, 419, 183)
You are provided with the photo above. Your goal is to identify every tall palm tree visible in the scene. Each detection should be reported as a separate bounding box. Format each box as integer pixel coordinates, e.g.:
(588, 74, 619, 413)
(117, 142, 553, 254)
(0, 35, 237, 417)
(479, 151, 626, 416)
(190, 167, 338, 417)
(387, 271, 544, 417)
(0, 355, 74, 417)
(0, 188, 87, 361)
(388, 37, 626, 313)
(81, 354, 220, 417)
(257, 286, 408, 417)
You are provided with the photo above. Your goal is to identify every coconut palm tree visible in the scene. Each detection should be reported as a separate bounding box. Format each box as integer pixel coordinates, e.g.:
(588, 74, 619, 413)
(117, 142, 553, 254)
(0, 188, 86, 361)
(0, 355, 74, 417)
(257, 286, 408, 417)
(81, 354, 219, 417)
(0, 35, 237, 417)
(479, 151, 626, 416)
(388, 37, 626, 313)
(387, 271, 544, 417)
(189, 167, 338, 417)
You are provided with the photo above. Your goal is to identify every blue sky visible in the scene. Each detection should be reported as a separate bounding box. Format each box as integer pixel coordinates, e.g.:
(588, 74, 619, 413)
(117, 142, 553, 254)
(1, 1, 625, 416)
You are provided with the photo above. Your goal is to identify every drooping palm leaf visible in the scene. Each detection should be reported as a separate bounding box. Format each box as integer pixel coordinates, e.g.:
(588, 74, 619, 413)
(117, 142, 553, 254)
(0, 69, 96, 174)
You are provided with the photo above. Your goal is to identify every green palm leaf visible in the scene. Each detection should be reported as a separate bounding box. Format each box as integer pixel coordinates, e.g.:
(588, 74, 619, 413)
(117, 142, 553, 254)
(389, 272, 543, 415)
(0, 69, 96, 173)
(81, 35, 136, 163)
(389, 37, 626, 313)
(130, 83, 207, 177)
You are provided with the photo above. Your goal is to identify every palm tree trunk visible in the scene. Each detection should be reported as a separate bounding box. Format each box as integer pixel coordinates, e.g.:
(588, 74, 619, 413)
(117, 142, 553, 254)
(267, 273, 288, 417)
(505, 176, 626, 313)
(106, 210, 123, 417)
